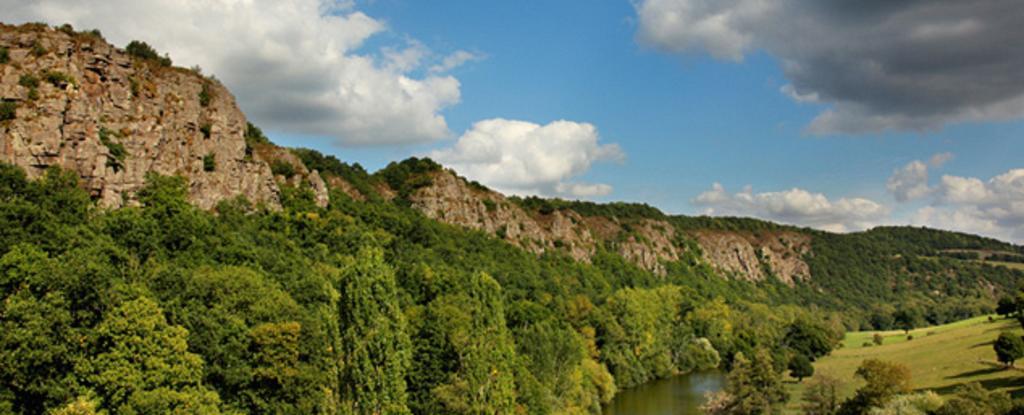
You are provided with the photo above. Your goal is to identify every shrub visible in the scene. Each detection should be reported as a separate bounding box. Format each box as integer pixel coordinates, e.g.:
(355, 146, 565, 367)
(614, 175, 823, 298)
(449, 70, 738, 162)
(199, 83, 213, 107)
(42, 71, 75, 87)
(19, 74, 40, 89)
(125, 40, 171, 66)
(203, 153, 216, 172)
(31, 41, 46, 57)
(873, 333, 884, 346)
(862, 342, 873, 347)
(200, 123, 212, 139)
(0, 47, 9, 64)
(57, 23, 75, 36)
(0, 101, 16, 121)
(99, 127, 127, 171)
(482, 198, 497, 212)
(906, 335, 913, 341)
(270, 160, 296, 178)
(19, 74, 41, 99)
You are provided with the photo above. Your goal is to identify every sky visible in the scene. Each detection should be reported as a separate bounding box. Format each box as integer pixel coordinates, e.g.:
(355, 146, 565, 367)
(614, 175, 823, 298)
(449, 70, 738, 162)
(5, 0, 1024, 242)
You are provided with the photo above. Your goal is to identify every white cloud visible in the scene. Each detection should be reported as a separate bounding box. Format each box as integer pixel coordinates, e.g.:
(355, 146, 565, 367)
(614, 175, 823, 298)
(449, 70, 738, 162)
(887, 161, 931, 202)
(634, 0, 774, 61)
(429, 50, 483, 73)
(430, 119, 624, 198)
(692, 183, 889, 232)
(3, 0, 467, 146)
(912, 168, 1024, 242)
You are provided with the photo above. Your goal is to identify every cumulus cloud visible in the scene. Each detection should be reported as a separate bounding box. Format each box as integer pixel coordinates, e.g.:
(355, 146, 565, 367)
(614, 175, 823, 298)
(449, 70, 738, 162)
(887, 161, 931, 202)
(912, 168, 1024, 242)
(692, 183, 889, 233)
(430, 119, 624, 198)
(634, 0, 1024, 135)
(3, 0, 472, 146)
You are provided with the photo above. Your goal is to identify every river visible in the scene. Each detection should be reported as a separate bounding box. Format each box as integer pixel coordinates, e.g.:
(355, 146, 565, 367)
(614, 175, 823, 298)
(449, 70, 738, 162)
(602, 371, 725, 415)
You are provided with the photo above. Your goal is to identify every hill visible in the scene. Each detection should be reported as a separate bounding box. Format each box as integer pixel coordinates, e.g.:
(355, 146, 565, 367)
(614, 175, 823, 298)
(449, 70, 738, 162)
(785, 315, 1024, 413)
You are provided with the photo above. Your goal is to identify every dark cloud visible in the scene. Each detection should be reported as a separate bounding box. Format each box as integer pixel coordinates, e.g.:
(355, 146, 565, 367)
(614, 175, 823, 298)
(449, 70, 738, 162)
(636, 0, 1024, 134)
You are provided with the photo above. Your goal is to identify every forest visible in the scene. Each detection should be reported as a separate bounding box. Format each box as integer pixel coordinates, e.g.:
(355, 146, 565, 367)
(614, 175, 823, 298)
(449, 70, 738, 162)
(0, 156, 1021, 414)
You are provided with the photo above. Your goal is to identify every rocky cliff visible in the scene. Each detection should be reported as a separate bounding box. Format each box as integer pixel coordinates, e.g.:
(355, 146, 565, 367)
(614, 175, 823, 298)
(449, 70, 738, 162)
(0, 24, 329, 209)
(405, 169, 810, 282)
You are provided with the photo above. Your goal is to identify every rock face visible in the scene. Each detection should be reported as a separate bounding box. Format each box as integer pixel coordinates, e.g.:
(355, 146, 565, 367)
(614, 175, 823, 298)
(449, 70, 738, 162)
(0, 25, 280, 209)
(406, 169, 811, 282)
(693, 231, 811, 285)
(408, 170, 684, 274)
(252, 144, 329, 208)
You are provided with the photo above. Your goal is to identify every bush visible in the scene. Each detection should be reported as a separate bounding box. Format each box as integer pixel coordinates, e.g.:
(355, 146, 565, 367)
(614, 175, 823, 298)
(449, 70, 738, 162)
(42, 71, 75, 87)
(203, 154, 216, 172)
(200, 123, 212, 139)
(31, 41, 46, 57)
(19, 75, 40, 89)
(0, 47, 9, 64)
(270, 160, 296, 178)
(99, 127, 127, 171)
(199, 83, 213, 107)
(873, 333, 884, 345)
(125, 40, 171, 66)
(862, 342, 874, 347)
(906, 335, 913, 341)
(0, 101, 16, 121)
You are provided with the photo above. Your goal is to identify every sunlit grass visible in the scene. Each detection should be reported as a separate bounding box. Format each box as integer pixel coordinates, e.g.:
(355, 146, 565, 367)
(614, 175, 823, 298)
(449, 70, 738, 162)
(784, 315, 1024, 413)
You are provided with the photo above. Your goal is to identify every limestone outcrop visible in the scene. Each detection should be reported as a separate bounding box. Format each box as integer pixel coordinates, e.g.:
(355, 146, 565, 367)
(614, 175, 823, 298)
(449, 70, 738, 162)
(0, 24, 281, 209)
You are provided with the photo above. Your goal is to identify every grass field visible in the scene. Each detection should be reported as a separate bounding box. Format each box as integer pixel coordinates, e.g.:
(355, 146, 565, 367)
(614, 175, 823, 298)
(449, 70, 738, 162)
(784, 315, 1024, 413)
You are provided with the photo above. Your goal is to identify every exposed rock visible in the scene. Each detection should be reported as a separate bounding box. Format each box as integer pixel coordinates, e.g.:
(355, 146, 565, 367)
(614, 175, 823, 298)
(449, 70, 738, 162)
(408, 169, 684, 273)
(0, 25, 280, 209)
(252, 144, 329, 207)
(692, 231, 810, 285)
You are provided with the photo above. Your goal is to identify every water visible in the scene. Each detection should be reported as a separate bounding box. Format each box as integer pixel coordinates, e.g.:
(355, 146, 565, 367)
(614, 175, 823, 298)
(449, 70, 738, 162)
(602, 371, 725, 415)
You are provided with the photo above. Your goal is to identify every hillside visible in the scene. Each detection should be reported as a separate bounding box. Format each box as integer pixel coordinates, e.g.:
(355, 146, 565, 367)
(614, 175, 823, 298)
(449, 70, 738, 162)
(2, 22, 1024, 415)
(3, 23, 1022, 329)
(785, 315, 1024, 413)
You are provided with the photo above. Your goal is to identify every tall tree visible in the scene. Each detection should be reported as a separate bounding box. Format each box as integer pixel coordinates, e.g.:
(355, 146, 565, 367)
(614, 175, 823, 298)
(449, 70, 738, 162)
(427, 272, 519, 415)
(78, 296, 222, 414)
(801, 374, 842, 415)
(704, 349, 787, 415)
(338, 248, 413, 414)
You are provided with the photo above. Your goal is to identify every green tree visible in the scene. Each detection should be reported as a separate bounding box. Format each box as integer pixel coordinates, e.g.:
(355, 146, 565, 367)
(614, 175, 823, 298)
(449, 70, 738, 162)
(425, 272, 519, 415)
(338, 248, 413, 414)
(933, 383, 1012, 415)
(78, 296, 222, 414)
(993, 332, 1024, 367)
(839, 359, 911, 415)
(0, 245, 79, 413)
(715, 349, 788, 414)
(802, 374, 842, 415)
(996, 296, 1017, 317)
(892, 307, 921, 334)
(789, 354, 815, 382)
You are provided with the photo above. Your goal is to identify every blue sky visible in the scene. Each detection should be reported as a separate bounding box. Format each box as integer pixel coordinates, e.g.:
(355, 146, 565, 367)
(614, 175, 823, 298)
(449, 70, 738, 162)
(273, 0, 1024, 239)
(9, 0, 1024, 241)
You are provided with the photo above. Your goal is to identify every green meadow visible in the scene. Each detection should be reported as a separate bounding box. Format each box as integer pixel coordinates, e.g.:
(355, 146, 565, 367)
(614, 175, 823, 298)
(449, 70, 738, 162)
(785, 315, 1024, 412)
